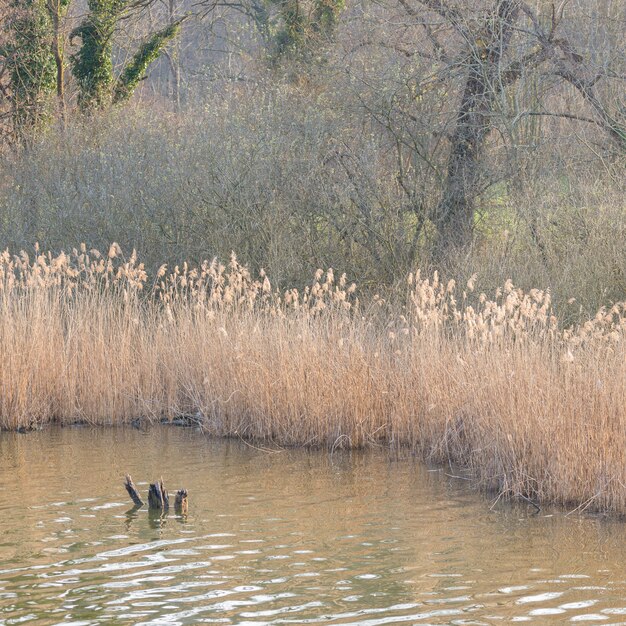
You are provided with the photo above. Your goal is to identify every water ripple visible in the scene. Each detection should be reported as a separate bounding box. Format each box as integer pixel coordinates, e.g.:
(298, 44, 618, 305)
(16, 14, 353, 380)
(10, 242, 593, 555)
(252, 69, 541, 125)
(2, 429, 626, 624)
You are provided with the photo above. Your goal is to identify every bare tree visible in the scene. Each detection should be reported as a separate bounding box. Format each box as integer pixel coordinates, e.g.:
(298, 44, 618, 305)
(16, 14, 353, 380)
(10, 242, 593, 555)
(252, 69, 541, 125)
(352, 0, 625, 258)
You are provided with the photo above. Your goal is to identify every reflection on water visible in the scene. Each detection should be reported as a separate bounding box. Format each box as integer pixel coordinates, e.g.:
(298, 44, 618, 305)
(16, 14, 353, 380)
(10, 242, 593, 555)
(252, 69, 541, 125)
(1, 427, 626, 624)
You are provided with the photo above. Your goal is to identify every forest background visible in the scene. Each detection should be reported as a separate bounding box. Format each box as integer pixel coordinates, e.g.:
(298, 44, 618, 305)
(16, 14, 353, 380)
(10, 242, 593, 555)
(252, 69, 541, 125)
(0, 0, 624, 319)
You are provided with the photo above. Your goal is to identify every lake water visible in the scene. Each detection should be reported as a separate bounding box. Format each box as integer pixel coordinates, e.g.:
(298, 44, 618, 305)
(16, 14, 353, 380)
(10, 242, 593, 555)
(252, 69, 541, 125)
(1, 427, 626, 625)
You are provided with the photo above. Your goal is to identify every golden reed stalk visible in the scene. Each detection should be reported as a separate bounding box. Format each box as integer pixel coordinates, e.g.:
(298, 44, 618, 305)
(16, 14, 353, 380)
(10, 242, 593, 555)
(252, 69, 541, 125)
(1, 245, 625, 512)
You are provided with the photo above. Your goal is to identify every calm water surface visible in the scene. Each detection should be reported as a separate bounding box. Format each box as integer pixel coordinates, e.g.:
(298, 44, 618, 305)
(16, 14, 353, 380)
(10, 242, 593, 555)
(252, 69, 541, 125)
(1, 427, 626, 625)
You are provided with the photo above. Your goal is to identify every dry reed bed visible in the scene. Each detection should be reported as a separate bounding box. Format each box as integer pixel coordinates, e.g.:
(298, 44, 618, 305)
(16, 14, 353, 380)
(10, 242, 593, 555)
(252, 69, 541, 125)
(1, 245, 625, 512)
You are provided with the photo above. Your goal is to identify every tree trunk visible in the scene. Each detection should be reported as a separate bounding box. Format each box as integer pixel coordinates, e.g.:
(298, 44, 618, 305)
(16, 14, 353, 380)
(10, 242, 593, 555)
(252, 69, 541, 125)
(48, 0, 65, 117)
(148, 479, 170, 511)
(434, 74, 492, 253)
(168, 0, 180, 111)
(433, 0, 520, 258)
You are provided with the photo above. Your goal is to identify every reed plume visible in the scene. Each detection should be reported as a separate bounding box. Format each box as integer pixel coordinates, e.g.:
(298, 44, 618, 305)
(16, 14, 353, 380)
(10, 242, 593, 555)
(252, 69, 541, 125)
(1, 245, 625, 513)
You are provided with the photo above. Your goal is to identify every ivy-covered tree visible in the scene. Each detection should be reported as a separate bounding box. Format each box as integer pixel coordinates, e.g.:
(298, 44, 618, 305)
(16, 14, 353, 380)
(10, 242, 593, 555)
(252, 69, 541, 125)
(112, 22, 181, 104)
(271, 0, 344, 60)
(70, 0, 181, 110)
(5, 0, 56, 134)
(272, 0, 306, 58)
(310, 0, 344, 37)
(69, 0, 124, 109)
(47, 0, 72, 114)
(228, 0, 345, 63)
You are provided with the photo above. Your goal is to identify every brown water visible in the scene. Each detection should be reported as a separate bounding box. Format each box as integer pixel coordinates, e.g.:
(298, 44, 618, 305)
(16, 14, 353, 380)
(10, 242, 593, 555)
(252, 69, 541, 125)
(1, 428, 626, 625)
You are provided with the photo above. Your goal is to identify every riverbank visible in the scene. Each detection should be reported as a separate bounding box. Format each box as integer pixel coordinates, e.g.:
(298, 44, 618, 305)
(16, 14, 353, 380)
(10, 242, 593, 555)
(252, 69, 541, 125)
(2, 246, 625, 513)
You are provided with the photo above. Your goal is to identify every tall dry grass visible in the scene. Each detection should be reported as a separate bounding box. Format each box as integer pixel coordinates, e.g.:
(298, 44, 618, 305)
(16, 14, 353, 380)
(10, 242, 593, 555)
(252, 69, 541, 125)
(1, 245, 625, 513)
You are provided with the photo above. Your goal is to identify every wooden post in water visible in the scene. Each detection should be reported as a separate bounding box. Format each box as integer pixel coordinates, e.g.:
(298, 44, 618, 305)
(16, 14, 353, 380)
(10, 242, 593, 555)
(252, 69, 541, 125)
(124, 475, 188, 513)
(174, 489, 188, 515)
(124, 474, 144, 507)
(148, 478, 170, 511)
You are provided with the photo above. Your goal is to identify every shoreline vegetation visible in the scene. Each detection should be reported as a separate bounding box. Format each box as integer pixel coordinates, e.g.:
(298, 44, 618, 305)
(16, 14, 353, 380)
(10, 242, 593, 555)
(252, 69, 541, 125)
(1, 245, 625, 514)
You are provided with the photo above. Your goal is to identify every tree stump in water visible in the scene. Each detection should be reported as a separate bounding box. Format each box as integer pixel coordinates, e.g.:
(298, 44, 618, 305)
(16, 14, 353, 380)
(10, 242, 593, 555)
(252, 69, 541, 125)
(148, 479, 170, 511)
(175, 489, 188, 515)
(124, 474, 144, 507)
(123, 475, 188, 514)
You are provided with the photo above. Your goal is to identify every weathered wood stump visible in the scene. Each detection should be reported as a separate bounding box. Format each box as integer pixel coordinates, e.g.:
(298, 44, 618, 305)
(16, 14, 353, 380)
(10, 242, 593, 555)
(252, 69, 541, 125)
(174, 489, 188, 515)
(148, 479, 169, 511)
(123, 475, 188, 514)
(124, 474, 144, 507)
